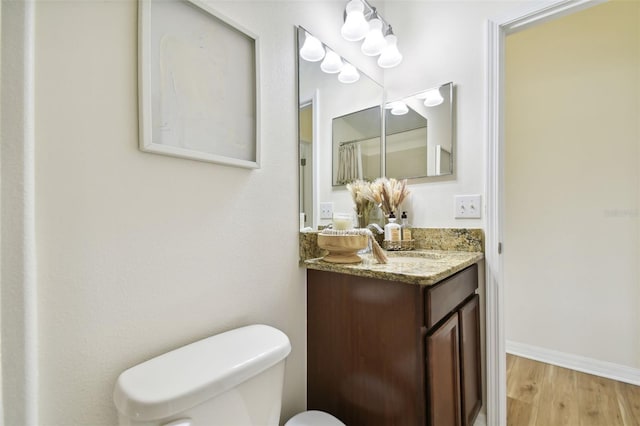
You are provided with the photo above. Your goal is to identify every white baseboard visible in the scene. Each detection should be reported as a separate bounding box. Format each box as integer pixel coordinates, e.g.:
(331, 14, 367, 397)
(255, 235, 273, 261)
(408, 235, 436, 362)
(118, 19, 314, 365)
(506, 340, 640, 386)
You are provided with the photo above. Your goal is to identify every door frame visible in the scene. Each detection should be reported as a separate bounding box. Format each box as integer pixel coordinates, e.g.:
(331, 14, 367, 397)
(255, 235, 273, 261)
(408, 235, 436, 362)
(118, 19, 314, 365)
(484, 1, 606, 424)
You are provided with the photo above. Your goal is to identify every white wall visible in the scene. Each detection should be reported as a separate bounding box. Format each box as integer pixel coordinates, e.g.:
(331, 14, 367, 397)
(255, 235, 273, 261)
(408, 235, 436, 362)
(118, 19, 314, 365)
(383, 1, 512, 227)
(2, 1, 38, 423)
(29, 1, 369, 425)
(504, 1, 639, 368)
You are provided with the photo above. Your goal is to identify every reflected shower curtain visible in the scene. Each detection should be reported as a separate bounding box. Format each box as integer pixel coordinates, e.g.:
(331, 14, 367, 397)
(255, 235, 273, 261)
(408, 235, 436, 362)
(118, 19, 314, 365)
(337, 143, 363, 184)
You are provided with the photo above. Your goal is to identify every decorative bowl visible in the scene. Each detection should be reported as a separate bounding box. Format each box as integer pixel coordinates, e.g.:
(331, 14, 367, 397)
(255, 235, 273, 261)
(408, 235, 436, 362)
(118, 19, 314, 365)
(317, 234, 369, 264)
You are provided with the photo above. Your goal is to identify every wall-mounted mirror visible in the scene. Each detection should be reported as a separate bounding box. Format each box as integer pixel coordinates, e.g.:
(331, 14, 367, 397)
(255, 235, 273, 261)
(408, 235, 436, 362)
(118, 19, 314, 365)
(332, 106, 382, 185)
(297, 26, 454, 230)
(297, 26, 384, 229)
(385, 82, 454, 179)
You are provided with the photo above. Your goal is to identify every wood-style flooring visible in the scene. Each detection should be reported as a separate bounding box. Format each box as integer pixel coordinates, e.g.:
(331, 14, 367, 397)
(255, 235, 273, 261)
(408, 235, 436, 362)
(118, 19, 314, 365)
(507, 354, 640, 426)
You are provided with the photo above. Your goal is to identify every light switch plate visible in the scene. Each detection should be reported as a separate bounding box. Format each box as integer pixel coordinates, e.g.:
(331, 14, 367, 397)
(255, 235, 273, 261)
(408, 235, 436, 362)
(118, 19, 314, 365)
(455, 195, 482, 219)
(319, 202, 334, 220)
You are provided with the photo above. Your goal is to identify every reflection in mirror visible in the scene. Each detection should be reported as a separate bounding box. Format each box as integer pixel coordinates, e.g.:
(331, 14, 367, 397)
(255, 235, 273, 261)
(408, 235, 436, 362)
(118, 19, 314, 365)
(333, 106, 382, 185)
(297, 26, 384, 229)
(385, 82, 453, 179)
(299, 101, 314, 228)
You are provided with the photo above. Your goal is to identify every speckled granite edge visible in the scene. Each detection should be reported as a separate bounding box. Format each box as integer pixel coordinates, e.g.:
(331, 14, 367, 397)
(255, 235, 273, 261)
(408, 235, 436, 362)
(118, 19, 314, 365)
(299, 231, 327, 265)
(300, 228, 484, 264)
(305, 251, 484, 286)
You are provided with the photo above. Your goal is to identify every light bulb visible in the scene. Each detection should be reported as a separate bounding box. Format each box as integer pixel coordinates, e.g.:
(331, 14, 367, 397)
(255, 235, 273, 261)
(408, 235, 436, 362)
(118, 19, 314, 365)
(338, 63, 360, 84)
(299, 32, 325, 62)
(377, 34, 402, 68)
(392, 104, 409, 115)
(423, 88, 444, 107)
(385, 101, 408, 115)
(361, 18, 386, 56)
(321, 50, 344, 74)
(341, 0, 369, 42)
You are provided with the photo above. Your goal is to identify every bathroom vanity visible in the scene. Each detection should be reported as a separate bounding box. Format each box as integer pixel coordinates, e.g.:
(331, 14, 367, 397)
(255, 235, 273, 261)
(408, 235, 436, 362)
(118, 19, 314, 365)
(305, 251, 483, 426)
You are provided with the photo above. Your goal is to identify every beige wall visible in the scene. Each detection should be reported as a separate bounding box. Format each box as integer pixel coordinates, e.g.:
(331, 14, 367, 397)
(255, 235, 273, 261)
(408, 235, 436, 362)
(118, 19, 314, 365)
(299, 105, 312, 144)
(505, 1, 640, 368)
(386, 145, 428, 179)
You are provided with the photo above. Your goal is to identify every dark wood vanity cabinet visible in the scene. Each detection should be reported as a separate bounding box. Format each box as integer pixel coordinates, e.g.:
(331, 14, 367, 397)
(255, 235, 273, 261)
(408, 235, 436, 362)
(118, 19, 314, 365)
(307, 263, 481, 426)
(459, 294, 482, 426)
(427, 312, 462, 426)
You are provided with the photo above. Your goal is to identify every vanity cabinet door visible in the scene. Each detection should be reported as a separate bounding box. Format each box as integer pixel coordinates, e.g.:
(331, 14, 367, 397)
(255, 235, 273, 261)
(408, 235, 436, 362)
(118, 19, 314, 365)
(426, 312, 462, 426)
(459, 294, 482, 426)
(307, 269, 426, 426)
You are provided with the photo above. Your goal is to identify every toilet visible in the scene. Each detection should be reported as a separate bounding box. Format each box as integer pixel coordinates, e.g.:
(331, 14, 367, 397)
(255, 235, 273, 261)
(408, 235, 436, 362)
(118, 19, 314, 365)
(113, 324, 344, 426)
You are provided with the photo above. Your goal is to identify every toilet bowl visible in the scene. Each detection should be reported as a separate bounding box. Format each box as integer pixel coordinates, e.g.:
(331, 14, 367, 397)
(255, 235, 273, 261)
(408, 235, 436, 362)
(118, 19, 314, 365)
(113, 324, 344, 426)
(285, 410, 345, 426)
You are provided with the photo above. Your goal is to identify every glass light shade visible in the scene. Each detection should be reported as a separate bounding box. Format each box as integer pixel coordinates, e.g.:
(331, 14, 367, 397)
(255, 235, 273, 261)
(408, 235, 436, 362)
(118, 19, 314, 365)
(341, 0, 369, 41)
(361, 18, 386, 56)
(423, 88, 444, 107)
(377, 34, 402, 68)
(300, 32, 325, 62)
(385, 101, 409, 115)
(321, 50, 344, 74)
(391, 104, 409, 115)
(338, 63, 360, 84)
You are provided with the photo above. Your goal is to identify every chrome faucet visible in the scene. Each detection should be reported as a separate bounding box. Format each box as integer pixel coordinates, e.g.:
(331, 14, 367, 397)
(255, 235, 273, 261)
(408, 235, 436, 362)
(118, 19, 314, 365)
(367, 223, 384, 234)
(359, 223, 384, 255)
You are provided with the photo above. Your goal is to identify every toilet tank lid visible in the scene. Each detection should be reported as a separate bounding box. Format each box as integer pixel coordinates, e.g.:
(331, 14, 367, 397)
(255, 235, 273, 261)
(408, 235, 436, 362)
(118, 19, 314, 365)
(113, 324, 291, 421)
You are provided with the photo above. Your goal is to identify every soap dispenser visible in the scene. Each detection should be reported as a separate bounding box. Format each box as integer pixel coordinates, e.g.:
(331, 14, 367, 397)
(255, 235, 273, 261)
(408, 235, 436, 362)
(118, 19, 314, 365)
(401, 211, 412, 241)
(384, 213, 401, 242)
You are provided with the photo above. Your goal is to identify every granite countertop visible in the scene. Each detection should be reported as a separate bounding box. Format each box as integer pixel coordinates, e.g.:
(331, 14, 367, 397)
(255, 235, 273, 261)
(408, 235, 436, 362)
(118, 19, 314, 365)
(304, 250, 484, 286)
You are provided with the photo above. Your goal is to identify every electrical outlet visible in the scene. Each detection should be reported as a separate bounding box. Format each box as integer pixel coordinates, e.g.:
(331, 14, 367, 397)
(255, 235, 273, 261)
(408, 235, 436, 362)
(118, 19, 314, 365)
(319, 202, 334, 220)
(455, 195, 482, 219)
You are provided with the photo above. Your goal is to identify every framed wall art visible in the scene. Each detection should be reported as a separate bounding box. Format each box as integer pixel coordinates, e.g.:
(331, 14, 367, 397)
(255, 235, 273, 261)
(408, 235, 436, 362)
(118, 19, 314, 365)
(138, 0, 260, 168)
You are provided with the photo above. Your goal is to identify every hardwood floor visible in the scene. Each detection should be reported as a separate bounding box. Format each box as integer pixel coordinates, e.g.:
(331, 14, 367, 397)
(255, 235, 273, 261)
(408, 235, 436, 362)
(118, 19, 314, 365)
(507, 354, 640, 426)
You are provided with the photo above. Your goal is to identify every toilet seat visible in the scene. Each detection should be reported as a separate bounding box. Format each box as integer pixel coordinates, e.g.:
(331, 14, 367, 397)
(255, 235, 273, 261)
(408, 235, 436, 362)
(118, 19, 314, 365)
(285, 410, 345, 426)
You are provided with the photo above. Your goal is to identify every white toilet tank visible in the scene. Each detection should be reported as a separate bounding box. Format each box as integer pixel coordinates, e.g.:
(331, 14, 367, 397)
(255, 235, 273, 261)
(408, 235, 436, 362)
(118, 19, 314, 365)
(113, 324, 292, 426)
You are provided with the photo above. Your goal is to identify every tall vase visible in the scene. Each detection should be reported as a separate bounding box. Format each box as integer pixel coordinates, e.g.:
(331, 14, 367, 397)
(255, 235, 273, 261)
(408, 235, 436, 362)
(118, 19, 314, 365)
(357, 211, 369, 229)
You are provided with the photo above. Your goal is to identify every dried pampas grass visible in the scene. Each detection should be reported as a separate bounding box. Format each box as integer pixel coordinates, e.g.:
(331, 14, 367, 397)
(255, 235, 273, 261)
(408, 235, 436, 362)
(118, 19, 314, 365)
(366, 178, 409, 217)
(347, 180, 376, 226)
(347, 177, 410, 223)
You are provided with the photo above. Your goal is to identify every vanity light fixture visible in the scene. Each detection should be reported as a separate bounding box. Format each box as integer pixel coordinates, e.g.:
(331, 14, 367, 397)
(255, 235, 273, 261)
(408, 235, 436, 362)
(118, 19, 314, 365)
(321, 49, 344, 74)
(377, 28, 402, 68)
(338, 63, 361, 84)
(361, 11, 386, 56)
(299, 32, 325, 62)
(385, 101, 409, 115)
(341, 0, 370, 41)
(341, 0, 402, 68)
(299, 27, 360, 85)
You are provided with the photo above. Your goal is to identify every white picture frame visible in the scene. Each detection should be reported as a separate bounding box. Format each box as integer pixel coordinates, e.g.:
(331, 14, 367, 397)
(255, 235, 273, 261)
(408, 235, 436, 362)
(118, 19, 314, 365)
(138, 0, 260, 169)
